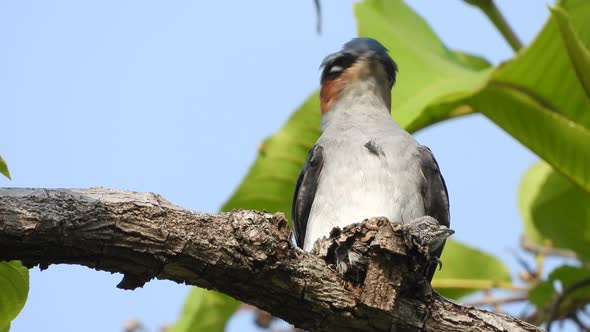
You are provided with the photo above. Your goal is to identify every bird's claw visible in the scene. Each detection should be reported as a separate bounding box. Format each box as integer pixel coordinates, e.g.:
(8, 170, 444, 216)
(402, 216, 454, 256)
(334, 245, 368, 283)
(428, 256, 443, 272)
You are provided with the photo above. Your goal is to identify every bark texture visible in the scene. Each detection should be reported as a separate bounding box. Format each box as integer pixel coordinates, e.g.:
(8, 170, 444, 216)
(0, 188, 541, 332)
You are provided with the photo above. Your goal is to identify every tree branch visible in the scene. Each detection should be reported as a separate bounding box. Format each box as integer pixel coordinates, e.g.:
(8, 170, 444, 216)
(0, 188, 541, 332)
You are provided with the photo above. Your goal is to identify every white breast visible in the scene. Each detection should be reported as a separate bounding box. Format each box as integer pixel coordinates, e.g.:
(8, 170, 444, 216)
(303, 114, 425, 251)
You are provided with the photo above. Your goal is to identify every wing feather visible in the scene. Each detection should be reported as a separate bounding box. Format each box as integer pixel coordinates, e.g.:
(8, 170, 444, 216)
(418, 146, 450, 281)
(418, 146, 450, 227)
(292, 145, 324, 248)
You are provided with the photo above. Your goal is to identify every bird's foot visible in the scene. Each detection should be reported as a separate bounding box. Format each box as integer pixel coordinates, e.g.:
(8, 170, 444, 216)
(334, 243, 368, 283)
(427, 255, 443, 272)
(401, 216, 453, 281)
(401, 216, 454, 257)
(312, 225, 370, 284)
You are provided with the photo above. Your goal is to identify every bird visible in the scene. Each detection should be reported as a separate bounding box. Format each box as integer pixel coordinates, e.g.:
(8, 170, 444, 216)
(291, 37, 450, 281)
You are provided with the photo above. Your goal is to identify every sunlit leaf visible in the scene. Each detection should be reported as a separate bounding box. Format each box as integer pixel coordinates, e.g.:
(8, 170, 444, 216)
(434, 240, 512, 299)
(355, 0, 492, 132)
(528, 265, 590, 318)
(168, 288, 239, 332)
(550, 6, 590, 98)
(519, 162, 590, 260)
(424, 0, 590, 193)
(491, 0, 590, 129)
(484, 0, 590, 191)
(449, 50, 492, 70)
(0, 261, 29, 330)
(529, 279, 554, 308)
(0, 156, 10, 180)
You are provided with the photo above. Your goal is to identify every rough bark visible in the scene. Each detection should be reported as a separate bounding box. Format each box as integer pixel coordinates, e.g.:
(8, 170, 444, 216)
(0, 188, 541, 332)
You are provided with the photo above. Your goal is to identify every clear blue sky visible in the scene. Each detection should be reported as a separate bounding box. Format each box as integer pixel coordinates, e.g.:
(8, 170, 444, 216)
(0, 1, 561, 331)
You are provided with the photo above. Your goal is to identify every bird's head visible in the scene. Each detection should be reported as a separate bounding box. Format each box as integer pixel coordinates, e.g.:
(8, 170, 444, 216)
(319, 38, 398, 114)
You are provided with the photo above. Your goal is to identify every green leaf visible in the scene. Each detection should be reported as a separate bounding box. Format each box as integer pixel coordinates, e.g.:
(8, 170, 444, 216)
(529, 279, 555, 308)
(168, 288, 239, 332)
(519, 162, 590, 260)
(0, 156, 10, 180)
(485, 0, 590, 191)
(448, 50, 492, 71)
(355, 0, 492, 132)
(490, 0, 590, 129)
(424, 0, 590, 193)
(434, 240, 512, 299)
(492, 0, 590, 192)
(0, 322, 10, 332)
(550, 3, 590, 98)
(473, 83, 590, 194)
(550, 6, 590, 99)
(0, 261, 29, 330)
(529, 265, 590, 313)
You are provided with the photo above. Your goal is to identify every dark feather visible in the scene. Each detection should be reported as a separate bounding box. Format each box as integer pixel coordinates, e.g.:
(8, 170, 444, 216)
(292, 145, 324, 248)
(418, 146, 450, 281)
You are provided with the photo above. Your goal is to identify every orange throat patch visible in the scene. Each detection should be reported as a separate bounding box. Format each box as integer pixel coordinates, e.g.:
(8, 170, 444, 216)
(320, 78, 345, 113)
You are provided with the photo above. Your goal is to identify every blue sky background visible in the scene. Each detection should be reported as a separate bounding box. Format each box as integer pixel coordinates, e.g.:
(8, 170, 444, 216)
(0, 0, 566, 331)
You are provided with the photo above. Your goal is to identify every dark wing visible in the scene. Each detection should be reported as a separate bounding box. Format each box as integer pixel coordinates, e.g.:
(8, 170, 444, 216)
(292, 145, 324, 248)
(418, 146, 449, 228)
(418, 146, 450, 281)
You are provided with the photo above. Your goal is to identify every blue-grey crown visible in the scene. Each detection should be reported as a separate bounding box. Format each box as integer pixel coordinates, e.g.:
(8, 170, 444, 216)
(342, 37, 389, 56)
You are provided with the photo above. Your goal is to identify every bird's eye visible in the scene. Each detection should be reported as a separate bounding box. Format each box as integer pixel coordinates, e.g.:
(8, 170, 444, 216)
(321, 54, 356, 82)
(329, 65, 343, 74)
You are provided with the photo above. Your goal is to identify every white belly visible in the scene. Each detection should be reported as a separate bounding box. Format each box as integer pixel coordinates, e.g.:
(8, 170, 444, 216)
(303, 141, 425, 251)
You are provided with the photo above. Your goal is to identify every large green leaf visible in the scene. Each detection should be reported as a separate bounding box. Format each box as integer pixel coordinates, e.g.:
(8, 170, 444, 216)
(550, 6, 590, 98)
(519, 162, 590, 260)
(433, 0, 590, 194)
(0, 156, 10, 180)
(487, 0, 590, 192)
(468, 82, 590, 195)
(449, 49, 492, 71)
(528, 265, 590, 322)
(168, 288, 239, 332)
(355, 0, 493, 133)
(0, 261, 29, 331)
(434, 240, 511, 299)
(492, 0, 590, 129)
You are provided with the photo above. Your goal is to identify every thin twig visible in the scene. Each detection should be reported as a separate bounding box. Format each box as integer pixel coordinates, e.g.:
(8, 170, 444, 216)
(569, 313, 590, 331)
(546, 277, 590, 331)
(464, 0, 523, 51)
(513, 250, 538, 279)
(313, 0, 322, 34)
(521, 237, 578, 259)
